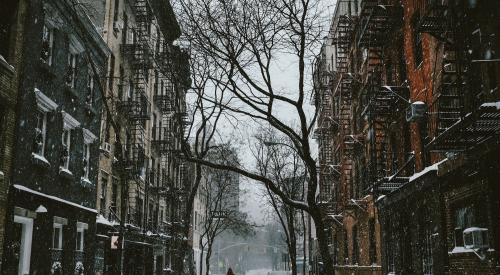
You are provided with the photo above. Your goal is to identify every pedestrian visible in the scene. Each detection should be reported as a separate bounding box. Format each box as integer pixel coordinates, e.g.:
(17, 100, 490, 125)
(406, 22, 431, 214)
(227, 267, 235, 275)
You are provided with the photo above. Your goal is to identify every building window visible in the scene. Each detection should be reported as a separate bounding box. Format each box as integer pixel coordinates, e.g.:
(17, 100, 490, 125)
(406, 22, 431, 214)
(87, 69, 95, 106)
(113, 0, 120, 23)
(76, 228, 84, 251)
(454, 205, 474, 247)
(108, 55, 115, 90)
(100, 172, 108, 214)
(422, 227, 434, 275)
(66, 52, 78, 88)
(33, 89, 58, 159)
(369, 219, 377, 264)
(53, 223, 63, 250)
(111, 177, 118, 211)
(61, 128, 71, 168)
(83, 142, 90, 178)
(41, 24, 54, 65)
(352, 225, 359, 265)
(412, 13, 423, 67)
(35, 110, 47, 156)
(82, 128, 97, 180)
(76, 222, 87, 251)
(61, 112, 80, 171)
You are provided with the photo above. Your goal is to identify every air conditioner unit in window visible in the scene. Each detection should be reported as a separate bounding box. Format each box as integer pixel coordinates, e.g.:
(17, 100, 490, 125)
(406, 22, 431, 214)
(406, 101, 427, 122)
(463, 227, 489, 250)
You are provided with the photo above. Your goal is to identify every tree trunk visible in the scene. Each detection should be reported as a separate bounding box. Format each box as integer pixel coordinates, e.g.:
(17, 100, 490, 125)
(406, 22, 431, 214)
(174, 163, 203, 273)
(287, 208, 298, 275)
(302, 211, 307, 275)
(199, 240, 205, 275)
(205, 243, 213, 275)
(310, 206, 334, 275)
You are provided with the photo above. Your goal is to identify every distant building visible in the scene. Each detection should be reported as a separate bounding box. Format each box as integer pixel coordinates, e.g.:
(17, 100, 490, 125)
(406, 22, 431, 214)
(1, 0, 109, 274)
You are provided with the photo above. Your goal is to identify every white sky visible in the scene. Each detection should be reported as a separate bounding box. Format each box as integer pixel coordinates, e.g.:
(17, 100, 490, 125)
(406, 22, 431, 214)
(182, 0, 337, 224)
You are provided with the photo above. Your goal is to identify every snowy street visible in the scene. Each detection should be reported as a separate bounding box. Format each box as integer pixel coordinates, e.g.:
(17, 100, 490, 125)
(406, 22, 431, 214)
(245, 269, 272, 275)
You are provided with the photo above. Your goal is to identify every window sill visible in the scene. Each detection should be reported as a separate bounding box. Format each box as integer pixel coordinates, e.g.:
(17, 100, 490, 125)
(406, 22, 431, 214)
(449, 247, 495, 255)
(32, 153, 51, 169)
(80, 177, 93, 188)
(0, 54, 14, 75)
(59, 167, 74, 181)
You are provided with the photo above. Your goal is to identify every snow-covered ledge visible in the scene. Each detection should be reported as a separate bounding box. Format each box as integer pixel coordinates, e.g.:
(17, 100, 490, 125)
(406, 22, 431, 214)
(62, 111, 80, 129)
(34, 88, 58, 112)
(32, 153, 50, 168)
(59, 166, 74, 180)
(83, 128, 97, 144)
(80, 177, 93, 187)
(0, 54, 14, 75)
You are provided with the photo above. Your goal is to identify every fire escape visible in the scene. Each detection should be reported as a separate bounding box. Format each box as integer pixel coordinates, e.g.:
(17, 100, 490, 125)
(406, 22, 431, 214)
(356, 0, 407, 196)
(331, 5, 355, 211)
(422, 2, 500, 152)
(313, 62, 339, 216)
(118, 0, 152, 178)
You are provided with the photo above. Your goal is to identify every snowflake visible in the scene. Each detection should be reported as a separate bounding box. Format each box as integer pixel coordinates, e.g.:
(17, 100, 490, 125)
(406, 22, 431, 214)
(75, 261, 85, 275)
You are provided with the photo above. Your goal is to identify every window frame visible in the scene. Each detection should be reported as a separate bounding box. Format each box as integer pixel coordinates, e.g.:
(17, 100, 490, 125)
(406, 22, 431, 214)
(75, 222, 87, 252)
(67, 51, 78, 88)
(52, 223, 63, 250)
(35, 109, 48, 156)
(41, 24, 54, 65)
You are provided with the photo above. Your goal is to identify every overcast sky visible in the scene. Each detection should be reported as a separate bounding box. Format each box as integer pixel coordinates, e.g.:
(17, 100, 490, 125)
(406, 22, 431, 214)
(180, 0, 336, 224)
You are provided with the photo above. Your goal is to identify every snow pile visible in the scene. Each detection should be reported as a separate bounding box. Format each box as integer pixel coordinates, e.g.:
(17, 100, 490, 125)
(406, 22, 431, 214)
(481, 101, 500, 110)
(96, 214, 114, 226)
(14, 184, 97, 213)
(408, 158, 448, 182)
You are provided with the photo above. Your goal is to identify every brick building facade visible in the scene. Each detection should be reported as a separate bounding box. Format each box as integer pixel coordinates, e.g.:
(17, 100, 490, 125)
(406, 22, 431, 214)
(0, 0, 110, 274)
(316, 0, 500, 274)
(0, 0, 28, 269)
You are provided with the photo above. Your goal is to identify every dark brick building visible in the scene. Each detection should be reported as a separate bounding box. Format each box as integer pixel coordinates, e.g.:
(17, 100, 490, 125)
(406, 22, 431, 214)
(1, 0, 110, 274)
(0, 0, 28, 269)
(316, 0, 500, 274)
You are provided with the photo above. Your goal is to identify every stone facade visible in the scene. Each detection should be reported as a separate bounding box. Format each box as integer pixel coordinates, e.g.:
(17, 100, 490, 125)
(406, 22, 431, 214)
(86, 0, 189, 274)
(1, 0, 110, 274)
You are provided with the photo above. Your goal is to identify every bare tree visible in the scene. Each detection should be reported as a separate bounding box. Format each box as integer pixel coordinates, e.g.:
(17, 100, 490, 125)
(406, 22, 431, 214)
(254, 128, 307, 275)
(169, 50, 235, 273)
(173, 0, 334, 272)
(198, 146, 253, 275)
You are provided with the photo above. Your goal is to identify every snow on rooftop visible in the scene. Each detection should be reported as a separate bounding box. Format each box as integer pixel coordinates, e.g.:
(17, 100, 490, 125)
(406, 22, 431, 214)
(96, 214, 119, 226)
(408, 158, 448, 182)
(14, 184, 97, 213)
